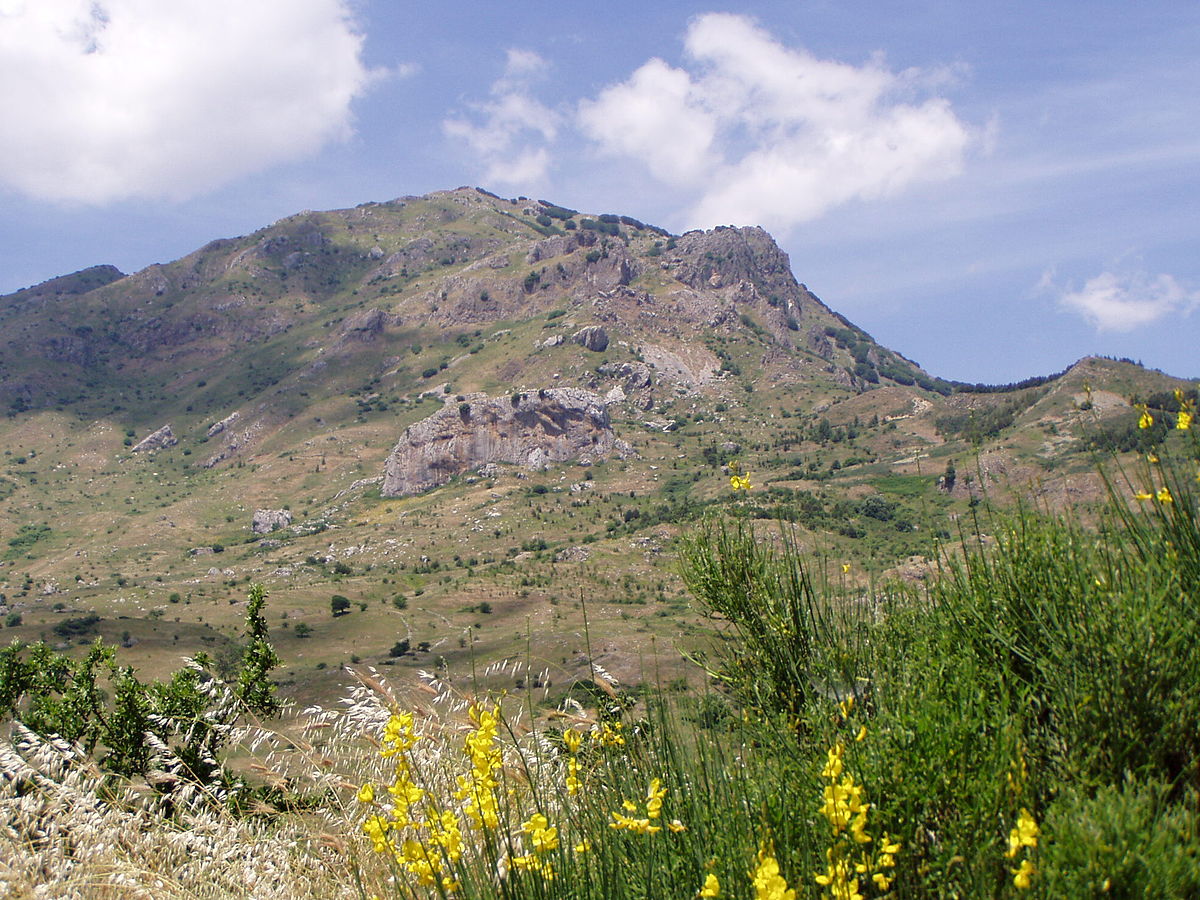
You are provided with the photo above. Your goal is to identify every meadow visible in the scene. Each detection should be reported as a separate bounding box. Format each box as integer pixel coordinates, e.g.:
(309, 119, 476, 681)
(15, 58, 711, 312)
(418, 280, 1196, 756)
(1, 397, 1198, 898)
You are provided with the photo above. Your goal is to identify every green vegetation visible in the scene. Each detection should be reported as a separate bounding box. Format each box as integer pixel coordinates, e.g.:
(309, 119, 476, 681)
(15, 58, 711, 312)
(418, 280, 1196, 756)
(0, 585, 278, 784)
(5, 522, 50, 558)
(1, 405, 1198, 897)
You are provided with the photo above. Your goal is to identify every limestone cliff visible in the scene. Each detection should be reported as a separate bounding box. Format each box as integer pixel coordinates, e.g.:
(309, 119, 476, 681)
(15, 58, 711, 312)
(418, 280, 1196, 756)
(382, 388, 617, 497)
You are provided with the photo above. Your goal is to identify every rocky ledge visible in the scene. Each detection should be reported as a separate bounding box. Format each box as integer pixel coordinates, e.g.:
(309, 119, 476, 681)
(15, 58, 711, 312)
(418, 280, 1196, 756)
(382, 388, 619, 497)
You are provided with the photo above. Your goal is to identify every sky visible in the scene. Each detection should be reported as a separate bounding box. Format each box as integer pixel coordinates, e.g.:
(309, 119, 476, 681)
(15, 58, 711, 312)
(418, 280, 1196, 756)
(1, 1, 1197, 384)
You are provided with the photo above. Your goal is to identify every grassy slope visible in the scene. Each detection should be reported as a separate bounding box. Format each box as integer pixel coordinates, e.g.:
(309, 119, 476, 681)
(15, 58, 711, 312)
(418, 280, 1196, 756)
(0, 189, 1192, 712)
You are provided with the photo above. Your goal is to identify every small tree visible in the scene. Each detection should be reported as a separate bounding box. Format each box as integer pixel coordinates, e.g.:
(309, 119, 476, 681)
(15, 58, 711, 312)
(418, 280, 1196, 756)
(941, 460, 957, 492)
(330, 594, 351, 617)
(236, 584, 281, 716)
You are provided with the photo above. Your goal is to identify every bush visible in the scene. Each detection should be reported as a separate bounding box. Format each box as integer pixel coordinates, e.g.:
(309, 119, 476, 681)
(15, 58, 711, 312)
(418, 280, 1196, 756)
(52, 613, 101, 638)
(1038, 779, 1200, 897)
(677, 422, 1200, 896)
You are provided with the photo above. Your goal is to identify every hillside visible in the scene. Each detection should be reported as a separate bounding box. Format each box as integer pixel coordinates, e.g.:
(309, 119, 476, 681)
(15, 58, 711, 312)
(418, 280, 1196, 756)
(0, 186, 1191, 706)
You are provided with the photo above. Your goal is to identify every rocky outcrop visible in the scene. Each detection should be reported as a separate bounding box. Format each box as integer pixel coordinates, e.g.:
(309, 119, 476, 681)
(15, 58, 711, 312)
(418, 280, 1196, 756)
(131, 425, 177, 453)
(339, 307, 388, 341)
(667, 226, 797, 296)
(382, 388, 618, 496)
(207, 411, 240, 438)
(572, 325, 609, 352)
(598, 361, 652, 391)
(252, 508, 293, 534)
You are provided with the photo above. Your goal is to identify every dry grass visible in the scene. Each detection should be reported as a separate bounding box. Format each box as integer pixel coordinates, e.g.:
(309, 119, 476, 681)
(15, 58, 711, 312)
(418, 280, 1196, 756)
(0, 658, 591, 899)
(0, 721, 353, 899)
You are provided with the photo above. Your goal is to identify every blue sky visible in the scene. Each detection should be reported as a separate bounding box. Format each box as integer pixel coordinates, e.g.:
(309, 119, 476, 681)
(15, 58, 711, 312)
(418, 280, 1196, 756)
(1, 1, 1196, 383)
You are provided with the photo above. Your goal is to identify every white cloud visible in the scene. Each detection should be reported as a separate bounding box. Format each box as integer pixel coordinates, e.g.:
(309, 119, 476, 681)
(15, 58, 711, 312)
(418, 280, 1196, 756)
(1058, 270, 1199, 332)
(578, 13, 973, 231)
(0, 0, 376, 204)
(443, 49, 560, 187)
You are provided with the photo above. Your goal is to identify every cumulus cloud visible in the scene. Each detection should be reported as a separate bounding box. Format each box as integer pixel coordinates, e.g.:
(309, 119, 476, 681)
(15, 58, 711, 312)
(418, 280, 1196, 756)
(578, 13, 973, 230)
(0, 0, 377, 204)
(443, 49, 561, 187)
(1057, 270, 1199, 332)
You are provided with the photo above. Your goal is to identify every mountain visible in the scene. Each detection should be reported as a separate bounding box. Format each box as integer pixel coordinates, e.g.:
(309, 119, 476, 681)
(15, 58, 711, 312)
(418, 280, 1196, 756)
(0, 187, 1189, 704)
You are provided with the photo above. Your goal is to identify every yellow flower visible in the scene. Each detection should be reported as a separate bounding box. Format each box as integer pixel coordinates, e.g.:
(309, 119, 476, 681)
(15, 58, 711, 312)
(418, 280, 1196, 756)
(841, 563, 850, 574)
(1137, 406, 1154, 429)
(1005, 808, 1039, 858)
(855, 725, 868, 743)
(1134, 490, 1153, 501)
(597, 721, 625, 747)
(427, 809, 464, 861)
(1178, 410, 1193, 430)
(381, 711, 420, 756)
(566, 756, 582, 796)
(646, 777, 668, 818)
(730, 473, 753, 491)
(753, 845, 796, 900)
(573, 839, 591, 854)
(521, 812, 559, 853)
(1157, 486, 1174, 504)
(362, 814, 393, 853)
(562, 728, 583, 754)
(668, 818, 687, 832)
(699, 872, 721, 898)
(609, 811, 662, 834)
(1012, 858, 1036, 890)
(814, 856, 860, 900)
(511, 853, 555, 880)
(822, 742, 845, 779)
(356, 783, 375, 803)
(388, 775, 425, 815)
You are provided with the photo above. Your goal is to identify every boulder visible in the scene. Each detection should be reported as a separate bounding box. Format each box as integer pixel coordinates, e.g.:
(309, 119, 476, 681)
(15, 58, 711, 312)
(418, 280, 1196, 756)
(252, 509, 293, 534)
(131, 425, 177, 453)
(572, 325, 609, 352)
(207, 411, 240, 438)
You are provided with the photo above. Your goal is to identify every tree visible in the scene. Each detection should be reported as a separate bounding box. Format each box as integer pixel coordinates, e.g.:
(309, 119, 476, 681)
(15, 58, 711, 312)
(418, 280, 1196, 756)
(293, 622, 313, 638)
(236, 584, 280, 716)
(330, 594, 351, 617)
(941, 460, 957, 492)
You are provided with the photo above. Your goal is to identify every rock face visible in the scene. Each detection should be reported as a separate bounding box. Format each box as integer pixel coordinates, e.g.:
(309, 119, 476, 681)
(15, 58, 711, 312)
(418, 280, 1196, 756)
(252, 508, 293, 534)
(131, 425, 177, 453)
(382, 388, 616, 496)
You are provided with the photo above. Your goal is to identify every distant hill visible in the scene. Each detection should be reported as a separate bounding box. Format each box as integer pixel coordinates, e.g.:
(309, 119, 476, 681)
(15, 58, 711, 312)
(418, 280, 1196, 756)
(0, 186, 1190, 706)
